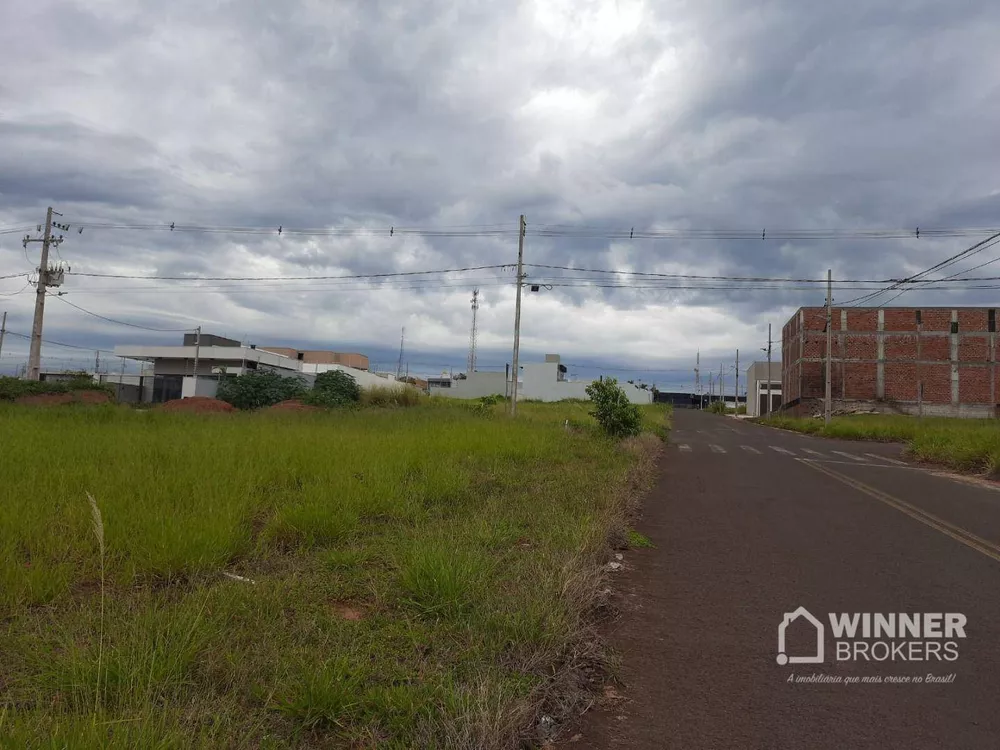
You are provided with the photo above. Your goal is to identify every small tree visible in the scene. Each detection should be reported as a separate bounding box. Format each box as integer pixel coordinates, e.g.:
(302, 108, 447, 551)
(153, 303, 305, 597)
(306, 370, 361, 407)
(216, 370, 307, 410)
(585, 377, 643, 438)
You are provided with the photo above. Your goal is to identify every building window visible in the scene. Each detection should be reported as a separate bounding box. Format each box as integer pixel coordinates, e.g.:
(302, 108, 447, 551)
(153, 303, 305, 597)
(951, 321, 959, 334)
(990, 309, 996, 333)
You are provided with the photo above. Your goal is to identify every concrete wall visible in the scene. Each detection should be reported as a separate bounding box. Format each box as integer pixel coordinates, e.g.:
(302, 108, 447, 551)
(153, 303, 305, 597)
(260, 347, 369, 370)
(745, 361, 782, 417)
(428, 371, 509, 399)
(783, 306, 1000, 418)
(428, 366, 653, 404)
(303, 362, 414, 391)
(181, 376, 220, 399)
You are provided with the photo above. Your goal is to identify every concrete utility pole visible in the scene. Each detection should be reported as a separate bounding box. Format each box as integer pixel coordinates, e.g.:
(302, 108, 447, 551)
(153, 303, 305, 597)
(117, 356, 126, 403)
(766, 323, 773, 418)
(735, 349, 739, 413)
(396, 327, 405, 380)
(26, 207, 57, 380)
(510, 214, 526, 416)
(467, 287, 480, 374)
(0, 311, 6, 365)
(192, 326, 202, 395)
(719, 364, 724, 409)
(695, 350, 701, 409)
(825, 269, 833, 425)
(916, 309, 923, 419)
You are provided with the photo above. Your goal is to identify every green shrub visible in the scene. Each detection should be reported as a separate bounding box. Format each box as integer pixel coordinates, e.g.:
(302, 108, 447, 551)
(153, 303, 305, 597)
(304, 370, 361, 408)
(478, 394, 505, 406)
(707, 401, 727, 414)
(360, 385, 423, 407)
(215, 370, 307, 410)
(0, 375, 113, 402)
(585, 378, 643, 438)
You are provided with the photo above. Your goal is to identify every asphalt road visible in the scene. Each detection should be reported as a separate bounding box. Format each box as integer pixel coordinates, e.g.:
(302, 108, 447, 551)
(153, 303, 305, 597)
(565, 409, 1000, 750)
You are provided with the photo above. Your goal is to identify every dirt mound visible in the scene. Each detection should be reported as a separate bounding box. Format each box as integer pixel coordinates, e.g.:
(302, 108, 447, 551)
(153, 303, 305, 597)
(160, 397, 236, 413)
(76, 390, 112, 404)
(15, 390, 111, 406)
(267, 399, 322, 413)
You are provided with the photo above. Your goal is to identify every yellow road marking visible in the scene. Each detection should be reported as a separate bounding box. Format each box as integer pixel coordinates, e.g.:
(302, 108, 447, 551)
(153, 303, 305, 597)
(800, 459, 1000, 565)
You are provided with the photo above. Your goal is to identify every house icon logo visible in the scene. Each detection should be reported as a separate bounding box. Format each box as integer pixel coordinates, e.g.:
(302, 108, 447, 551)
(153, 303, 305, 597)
(777, 606, 824, 665)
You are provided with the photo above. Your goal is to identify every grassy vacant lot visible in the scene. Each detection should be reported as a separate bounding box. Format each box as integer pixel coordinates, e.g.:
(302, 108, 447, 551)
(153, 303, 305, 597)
(762, 414, 1000, 474)
(1, 400, 666, 748)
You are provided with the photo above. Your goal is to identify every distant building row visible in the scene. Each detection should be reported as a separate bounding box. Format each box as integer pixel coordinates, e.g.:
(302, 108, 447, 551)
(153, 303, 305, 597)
(427, 354, 654, 404)
(112, 333, 401, 403)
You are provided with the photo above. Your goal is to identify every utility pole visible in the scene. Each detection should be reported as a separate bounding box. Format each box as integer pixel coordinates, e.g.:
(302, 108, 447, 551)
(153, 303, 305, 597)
(117, 356, 126, 403)
(192, 326, 202, 396)
(766, 323, 773, 418)
(825, 269, 833, 425)
(25, 207, 65, 380)
(467, 287, 480, 375)
(95, 350, 101, 375)
(735, 349, 739, 413)
(0, 311, 6, 364)
(510, 214, 526, 416)
(396, 327, 405, 380)
(719, 364, 724, 409)
(695, 350, 701, 409)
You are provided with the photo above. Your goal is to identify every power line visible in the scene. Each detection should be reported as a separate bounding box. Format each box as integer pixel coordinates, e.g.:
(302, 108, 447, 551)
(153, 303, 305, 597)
(8, 219, 1000, 242)
(49, 293, 195, 332)
(0, 283, 30, 297)
(3, 330, 116, 353)
(841, 232, 1000, 307)
(66, 263, 510, 282)
(55, 221, 1000, 241)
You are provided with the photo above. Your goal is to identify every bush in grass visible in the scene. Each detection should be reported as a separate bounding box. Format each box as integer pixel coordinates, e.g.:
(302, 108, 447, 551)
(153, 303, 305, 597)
(360, 385, 423, 407)
(0, 375, 114, 402)
(304, 370, 361, 408)
(707, 400, 728, 415)
(215, 370, 307, 410)
(585, 378, 643, 438)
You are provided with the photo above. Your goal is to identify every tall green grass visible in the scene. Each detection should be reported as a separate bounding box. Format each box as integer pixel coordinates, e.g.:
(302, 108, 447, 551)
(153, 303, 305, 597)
(0, 402, 664, 747)
(763, 413, 1000, 473)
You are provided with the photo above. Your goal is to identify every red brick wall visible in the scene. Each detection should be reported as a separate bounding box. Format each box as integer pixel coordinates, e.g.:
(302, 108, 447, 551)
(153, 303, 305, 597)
(921, 365, 952, 404)
(781, 306, 998, 410)
(844, 363, 877, 399)
(960, 337, 989, 362)
(884, 363, 918, 401)
(959, 368, 991, 404)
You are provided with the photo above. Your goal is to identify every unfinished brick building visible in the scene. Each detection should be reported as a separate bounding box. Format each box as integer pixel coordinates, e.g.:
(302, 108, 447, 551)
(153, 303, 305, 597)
(782, 306, 1000, 418)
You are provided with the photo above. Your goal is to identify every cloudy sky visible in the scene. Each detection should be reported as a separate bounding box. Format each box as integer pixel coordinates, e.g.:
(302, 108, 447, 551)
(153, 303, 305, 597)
(2, 0, 999, 387)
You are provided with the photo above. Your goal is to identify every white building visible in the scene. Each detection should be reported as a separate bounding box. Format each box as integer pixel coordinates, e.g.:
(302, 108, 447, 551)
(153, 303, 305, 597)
(427, 354, 653, 404)
(745, 361, 782, 417)
(114, 333, 413, 403)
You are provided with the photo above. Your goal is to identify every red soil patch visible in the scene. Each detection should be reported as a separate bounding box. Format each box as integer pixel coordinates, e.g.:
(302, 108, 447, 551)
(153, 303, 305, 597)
(330, 601, 365, 620)
(75, 390, 111, 404)
(15, 390, 111, 406)
(268, 399, 322, 413)
(160, 397, 236, 413)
